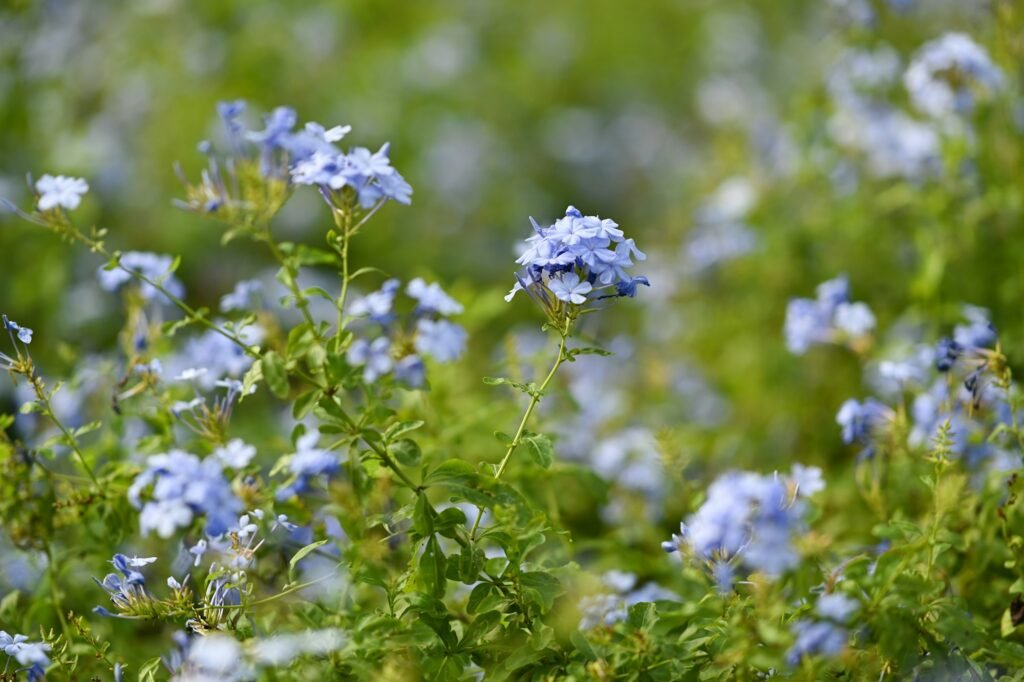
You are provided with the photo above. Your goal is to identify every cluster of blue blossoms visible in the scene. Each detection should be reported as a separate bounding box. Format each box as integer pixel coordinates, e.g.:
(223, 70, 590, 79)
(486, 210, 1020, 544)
(346, 277, 467, 387)
(785, 276, 875, 355)
(833, 307, 1012, 470)
(93, 554, 158, 618)
(904, 33, 1004, 120)
(182, 101, 411, 213)
(787, 592, 860, 665)
(507, 206, 649, 312)
(661, 465, 824, 591)
(0, 631, 50, 681)
(127, 450, 243, 538)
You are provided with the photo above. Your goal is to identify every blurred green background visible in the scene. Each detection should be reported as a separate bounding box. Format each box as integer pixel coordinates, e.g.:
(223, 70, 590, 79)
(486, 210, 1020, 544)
(0, 0, 1021, 483)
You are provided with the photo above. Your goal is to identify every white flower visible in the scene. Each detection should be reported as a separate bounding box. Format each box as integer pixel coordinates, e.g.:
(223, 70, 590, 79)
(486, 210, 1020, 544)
(214, 439, 256, 469)
(35, 174, 89, 211)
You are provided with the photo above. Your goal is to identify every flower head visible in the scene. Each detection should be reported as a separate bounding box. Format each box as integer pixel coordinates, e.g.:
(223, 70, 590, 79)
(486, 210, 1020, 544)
(35, 174, 89, 211)
(508, 206, 648, 315)
(905, 33, 1004, 119)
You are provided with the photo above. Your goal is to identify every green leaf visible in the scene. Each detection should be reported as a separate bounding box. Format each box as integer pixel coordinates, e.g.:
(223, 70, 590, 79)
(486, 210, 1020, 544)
(385, 420, 425, 441)
(289, 539, 329, 582)
(1003, 607, 1016, 637)
(316, 396, 354, 429)
(434, 507, 468, 538)
(519, 572, 563, 613)
(567, 346, 614, 358)
(261, 351, 289, 398)
(570, 630, 597, 660)
(456, 546, 484, 584)
(240, 360, 262, 402)
(424, 459, 477, 487)
(412, 493, 434, 538)
(459, 610, 501, 650)
(292, 389, 321, 420)
(522, 432, 554, 468)
(467, 583, 499, 614)
(482, 376, 539, 396)
(627, 601, 658, 632)
(301, 286, 335, 301)
(306, 343, 327, 370)
(390, 439, 422, 467)
(419, 536, 447, 598)
(0, 590, 19, 620)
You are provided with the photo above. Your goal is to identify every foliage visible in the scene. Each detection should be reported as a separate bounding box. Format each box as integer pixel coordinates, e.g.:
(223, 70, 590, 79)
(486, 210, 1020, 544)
(1, 1, 1024, 680)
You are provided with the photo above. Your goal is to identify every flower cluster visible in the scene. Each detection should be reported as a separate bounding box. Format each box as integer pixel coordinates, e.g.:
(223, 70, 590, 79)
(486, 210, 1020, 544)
(177, 101, 411, 222)
(836, 398, 894, 458)
(128, 451, 243, 538)
(905, 33, 1004, 120)
(787, 592, 859, 665)
(825, 46, 941, 182)
(291, 140, 412, 208)
(784, 276, 875, 354)
(277, 429, 338, 500)
(0, 631, 50, 681)
(345, 277, 466, 387)
(94, 554, 160, 618)
(507, 206, 649, 316)
(661, 466, 824, 589)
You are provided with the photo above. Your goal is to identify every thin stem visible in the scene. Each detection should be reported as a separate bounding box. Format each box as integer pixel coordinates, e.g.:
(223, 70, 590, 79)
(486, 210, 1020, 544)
(262, 233, 320, 336)
(470, 325, 569, 539)
(333, 208, 352, 352)
(45, 545, 71, 641)
(121, 266, 258, 357)
(65, 223, 257, 357)
(32, 376, 99, 486)
(363, 437, 420, 491)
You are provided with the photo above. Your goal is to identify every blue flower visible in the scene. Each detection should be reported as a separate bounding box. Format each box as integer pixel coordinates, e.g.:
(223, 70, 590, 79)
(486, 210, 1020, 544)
(836, 398, 892, 447)
(548, 272, 592, 304)
(3, 317, 33, 345)
(35, 174, 89, 211)
(615, 275, 650, 298)
(247, 106, 298, 149)
(291, 141, 412, 207)
(349, 279, 401, 321)
(905, 33, 1004, 119)
(406, 278, 463, 316)
(787, 619, 848, 665)
(0, 631, 50, 681)
(347, 337, 393, 382)
(817, 593, 859, 622)
(508, 206, 648, 310)
(662, 468, 818, 581)
(220, 279, 263, 313)
(785, 276, 874, 354)
(394, 355, 426, 388)
(277, 430, 340, 500)
(127, 451, 242, 538)
(214, 438, 256, 469)
(414, 319, 467, 363)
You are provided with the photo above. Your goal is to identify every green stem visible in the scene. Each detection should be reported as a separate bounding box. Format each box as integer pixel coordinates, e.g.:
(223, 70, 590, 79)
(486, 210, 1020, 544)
(262, 233, 320, 336)
(33, 376, 99, 486)
(334, 209, 352, 352)
(363, 438, 420, 492)
(44, 545, 71, 641)
(68, 225, 258, 357)
(470, 325, 569, 539)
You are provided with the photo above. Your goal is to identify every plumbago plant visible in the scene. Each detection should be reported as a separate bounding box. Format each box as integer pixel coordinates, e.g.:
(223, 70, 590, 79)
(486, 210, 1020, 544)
(2, 84, 1024, 682)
